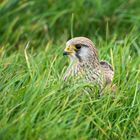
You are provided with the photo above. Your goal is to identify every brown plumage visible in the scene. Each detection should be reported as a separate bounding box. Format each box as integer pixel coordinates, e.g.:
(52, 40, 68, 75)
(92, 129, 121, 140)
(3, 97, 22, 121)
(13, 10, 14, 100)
(63, 37, 114, 90)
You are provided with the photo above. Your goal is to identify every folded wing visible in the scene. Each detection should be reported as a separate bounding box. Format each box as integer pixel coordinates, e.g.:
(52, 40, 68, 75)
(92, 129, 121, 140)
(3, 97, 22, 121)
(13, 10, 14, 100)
(100, 61, 114, 85)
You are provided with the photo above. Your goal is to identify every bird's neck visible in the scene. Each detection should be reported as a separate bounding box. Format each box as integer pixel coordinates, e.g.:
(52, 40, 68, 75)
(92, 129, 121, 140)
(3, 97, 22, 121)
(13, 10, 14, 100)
(79, 54, 100, 69)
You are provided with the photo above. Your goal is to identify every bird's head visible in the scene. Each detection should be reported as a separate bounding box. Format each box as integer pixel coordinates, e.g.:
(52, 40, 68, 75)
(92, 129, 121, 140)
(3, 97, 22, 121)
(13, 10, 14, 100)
(63, 37, 99, 63)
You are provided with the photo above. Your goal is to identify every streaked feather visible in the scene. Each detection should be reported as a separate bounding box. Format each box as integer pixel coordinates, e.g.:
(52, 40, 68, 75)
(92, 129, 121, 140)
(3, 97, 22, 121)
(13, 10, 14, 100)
(100, 60, 114, 84)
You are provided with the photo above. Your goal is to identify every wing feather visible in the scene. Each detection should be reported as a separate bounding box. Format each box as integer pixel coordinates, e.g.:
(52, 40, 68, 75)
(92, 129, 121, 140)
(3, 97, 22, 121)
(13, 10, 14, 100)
(100, 60, 114, 84)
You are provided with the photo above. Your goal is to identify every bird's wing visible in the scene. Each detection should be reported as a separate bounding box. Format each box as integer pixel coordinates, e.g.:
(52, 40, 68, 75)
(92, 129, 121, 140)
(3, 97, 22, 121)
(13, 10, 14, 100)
(100, 60, 114, 84)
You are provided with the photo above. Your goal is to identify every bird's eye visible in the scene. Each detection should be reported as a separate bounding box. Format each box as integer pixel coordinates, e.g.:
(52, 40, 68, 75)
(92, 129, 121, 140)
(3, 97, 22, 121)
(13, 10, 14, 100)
(75, 44, 81, 49)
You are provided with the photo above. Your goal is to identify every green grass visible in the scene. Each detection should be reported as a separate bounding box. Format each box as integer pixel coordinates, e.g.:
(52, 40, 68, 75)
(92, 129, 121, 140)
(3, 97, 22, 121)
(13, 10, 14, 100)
(0, 0, 140, 140)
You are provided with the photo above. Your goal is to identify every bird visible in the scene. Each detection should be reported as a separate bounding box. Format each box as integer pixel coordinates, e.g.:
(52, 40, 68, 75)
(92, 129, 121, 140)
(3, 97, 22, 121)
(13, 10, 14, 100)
(63, 37, 114, 93)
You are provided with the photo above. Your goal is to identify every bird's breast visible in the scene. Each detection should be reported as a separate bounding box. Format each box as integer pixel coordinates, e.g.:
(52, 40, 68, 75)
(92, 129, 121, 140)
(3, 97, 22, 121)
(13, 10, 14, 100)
(65, 62, 104, 87)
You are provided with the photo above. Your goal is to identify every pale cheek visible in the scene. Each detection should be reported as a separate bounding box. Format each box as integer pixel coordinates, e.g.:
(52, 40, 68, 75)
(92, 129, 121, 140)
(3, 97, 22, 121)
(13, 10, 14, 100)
(79, 48, 89, 59)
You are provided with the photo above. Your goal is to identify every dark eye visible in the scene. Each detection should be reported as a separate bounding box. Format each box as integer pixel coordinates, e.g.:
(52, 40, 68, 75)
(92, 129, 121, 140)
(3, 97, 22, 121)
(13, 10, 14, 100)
(75, 44, 81, 49)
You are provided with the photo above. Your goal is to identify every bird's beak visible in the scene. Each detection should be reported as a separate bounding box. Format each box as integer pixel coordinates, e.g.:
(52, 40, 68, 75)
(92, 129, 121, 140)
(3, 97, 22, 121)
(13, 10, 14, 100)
(63, 51, 69, 55)
(63, 45, 75, 56)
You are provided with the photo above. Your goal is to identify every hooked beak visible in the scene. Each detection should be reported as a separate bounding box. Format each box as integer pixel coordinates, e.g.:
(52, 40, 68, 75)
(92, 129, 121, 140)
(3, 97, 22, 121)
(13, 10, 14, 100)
(63, 45, 75, 56)
(63, 51, 69, 55)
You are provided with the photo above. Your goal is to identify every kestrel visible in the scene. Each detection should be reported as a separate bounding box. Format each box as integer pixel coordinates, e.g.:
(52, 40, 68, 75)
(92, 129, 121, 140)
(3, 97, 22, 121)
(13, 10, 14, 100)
(63, 37, 114, 91)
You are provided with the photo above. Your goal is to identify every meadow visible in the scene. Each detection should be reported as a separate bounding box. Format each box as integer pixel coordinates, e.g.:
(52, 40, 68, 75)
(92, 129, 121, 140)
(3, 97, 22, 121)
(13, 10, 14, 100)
(0, 0, 140, 139)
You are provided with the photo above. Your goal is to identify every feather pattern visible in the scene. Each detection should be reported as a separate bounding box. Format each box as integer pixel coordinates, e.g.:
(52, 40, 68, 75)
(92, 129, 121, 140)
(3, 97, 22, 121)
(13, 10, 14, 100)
(63, 37, 114, 90)
(100, 61, 114, 84)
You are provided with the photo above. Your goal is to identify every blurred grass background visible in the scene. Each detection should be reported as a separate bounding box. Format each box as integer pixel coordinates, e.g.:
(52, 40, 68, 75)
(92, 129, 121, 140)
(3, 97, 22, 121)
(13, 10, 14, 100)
(0, 0, 140, 49)
(0, 0, 140, 140)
